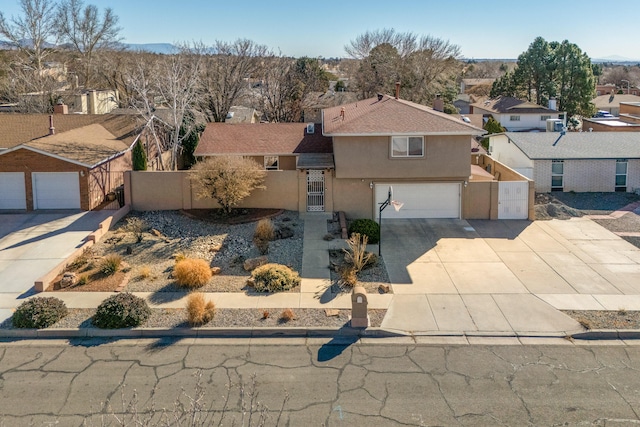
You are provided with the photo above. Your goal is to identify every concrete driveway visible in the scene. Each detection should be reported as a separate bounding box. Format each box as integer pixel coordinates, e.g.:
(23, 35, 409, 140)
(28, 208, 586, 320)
(380, 218, 640, 334)
(0, 211, 113, 318)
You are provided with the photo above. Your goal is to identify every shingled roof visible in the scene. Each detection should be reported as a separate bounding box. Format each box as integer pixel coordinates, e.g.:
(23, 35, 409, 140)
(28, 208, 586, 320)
(322, 95, 484, 136)
(194, 123, 333, 156)
(471, 96, 557, 114)
(498, 132, 640, 160)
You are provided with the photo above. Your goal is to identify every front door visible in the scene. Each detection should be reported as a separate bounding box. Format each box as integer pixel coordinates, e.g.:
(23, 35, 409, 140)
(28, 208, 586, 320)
(306, 170, 324, 212)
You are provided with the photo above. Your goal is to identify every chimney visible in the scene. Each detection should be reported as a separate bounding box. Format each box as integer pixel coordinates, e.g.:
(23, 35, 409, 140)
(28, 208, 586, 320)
(395, 81, 400, 99)
(88, 90, 98, 114)
(548, 97, 557, 111)
(433, 94, 444, 112)
(340, 107, 345, 120)
(54, 102, 68, 114)
(49, 115, 55, 135)
(377, 93, 383, 101)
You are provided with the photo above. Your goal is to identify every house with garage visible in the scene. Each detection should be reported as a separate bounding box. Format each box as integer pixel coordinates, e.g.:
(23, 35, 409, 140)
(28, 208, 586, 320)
(470, 96, 565, 132)
(128, 94, 534, 220)
(487, 132, 640, 193)
(591, 94, 640, 116)
(0, 112, 145, 211)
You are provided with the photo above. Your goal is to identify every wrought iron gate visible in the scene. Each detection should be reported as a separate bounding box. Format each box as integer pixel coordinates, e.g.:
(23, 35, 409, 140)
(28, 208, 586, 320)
(306, 170, 324, 212)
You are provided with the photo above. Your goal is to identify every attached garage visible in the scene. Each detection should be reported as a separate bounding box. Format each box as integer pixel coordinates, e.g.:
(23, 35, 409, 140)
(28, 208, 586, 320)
(375, 183, 461, 219)
(32, 172, 81, 209)
(0, 172, 27, 210)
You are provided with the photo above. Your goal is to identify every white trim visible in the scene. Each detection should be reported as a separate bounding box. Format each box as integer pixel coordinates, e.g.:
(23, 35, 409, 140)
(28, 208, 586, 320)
(324, 131, 485, 137)
(0, 144, 90, 167)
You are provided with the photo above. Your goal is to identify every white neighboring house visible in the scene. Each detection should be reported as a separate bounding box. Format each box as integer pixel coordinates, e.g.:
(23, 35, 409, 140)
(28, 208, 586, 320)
(488, 132, 640, 193)
(470, 96, 565, 131)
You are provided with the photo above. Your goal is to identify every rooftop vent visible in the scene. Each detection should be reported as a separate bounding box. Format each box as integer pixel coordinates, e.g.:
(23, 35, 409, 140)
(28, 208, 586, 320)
(377, 93, 384, 101)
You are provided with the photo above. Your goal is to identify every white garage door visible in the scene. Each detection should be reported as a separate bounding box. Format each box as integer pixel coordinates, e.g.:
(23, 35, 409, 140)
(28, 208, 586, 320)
(32, 172, 81, 209)
(0, 172, 27, 209)
(375, 183, 461, 219)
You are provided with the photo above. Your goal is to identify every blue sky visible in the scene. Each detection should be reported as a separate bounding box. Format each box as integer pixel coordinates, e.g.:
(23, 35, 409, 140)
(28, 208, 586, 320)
(3, 0, 639, 60)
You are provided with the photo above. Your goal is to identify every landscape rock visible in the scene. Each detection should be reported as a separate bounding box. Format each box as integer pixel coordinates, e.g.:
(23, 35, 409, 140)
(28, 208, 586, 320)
(211, 267, 221, 275)
(324, 309, 339, 317)
(151, 229, 163, 237)
(246, 278, 255, 287)
(275, 226, 294, 240)
(209, 243, 223, 252)
(60, 272, 77, 288)
(378, 284, 390, 294)
(243, 256, 267, 271)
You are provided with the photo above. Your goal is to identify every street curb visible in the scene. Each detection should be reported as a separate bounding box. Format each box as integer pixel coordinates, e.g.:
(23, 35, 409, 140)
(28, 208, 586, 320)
(571, 329, 640, 340)
(0, 326, 405, 340)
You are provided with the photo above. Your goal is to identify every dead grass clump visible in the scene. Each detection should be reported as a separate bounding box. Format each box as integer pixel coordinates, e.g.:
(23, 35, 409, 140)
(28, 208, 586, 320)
(254, 219, 275, 241)
(577, 318, 592, 330)
(279, 308, 296, 322)
(186, 292, 215, 326)
(343, 233, 372, 273)
(67, 247, 95, 271)
(173, 252, 187, 263)
(174, 258, 212, 289)
(99, 254, 123, 276)
(262, 310, 270, 319)
(138, 265, 151, 279)
(338, 264, 358, 288)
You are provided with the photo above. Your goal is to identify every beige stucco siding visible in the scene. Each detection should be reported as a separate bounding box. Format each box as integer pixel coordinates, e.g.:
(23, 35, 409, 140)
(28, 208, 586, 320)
(333, 135, 470, 180)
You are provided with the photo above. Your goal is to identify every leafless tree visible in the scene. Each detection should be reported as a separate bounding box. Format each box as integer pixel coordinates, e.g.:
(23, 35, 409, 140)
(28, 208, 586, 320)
(253, 55, 298, 122)
(126, 44, 202, 170)
(56, 0, 121, 88)
(199, 39, 270, 122)
(0, 0, 63, 112)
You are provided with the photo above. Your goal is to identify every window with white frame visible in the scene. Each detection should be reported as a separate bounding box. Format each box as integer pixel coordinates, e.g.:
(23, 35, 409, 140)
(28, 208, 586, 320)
(551, 160, 564, 191)
(540, 115, 551, 121)
(391, 136, 424, 157)
(615, 159, 627, 192)
(510, 115, 521, 121)
(264, 155, 279, 170)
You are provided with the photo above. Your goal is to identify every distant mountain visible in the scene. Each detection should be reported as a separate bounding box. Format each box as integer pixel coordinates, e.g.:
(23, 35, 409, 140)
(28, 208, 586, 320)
(124, 43, 177, 54)
(592, 55, 639, 63)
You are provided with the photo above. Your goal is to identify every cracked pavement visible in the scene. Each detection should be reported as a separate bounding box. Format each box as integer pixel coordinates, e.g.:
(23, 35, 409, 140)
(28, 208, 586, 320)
(0, 338, 639, 426)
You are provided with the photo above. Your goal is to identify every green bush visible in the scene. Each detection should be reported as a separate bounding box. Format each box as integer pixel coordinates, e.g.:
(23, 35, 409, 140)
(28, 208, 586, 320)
(12, 297, 68, 329)
(93, 293, 151, 329)
(251, 263, 301, 293)
(348, 219, 380, 244)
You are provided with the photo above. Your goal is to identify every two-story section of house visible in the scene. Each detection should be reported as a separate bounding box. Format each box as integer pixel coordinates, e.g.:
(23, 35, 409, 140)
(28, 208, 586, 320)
(470, 96, 565, 132)
(323, 94, 485, 219)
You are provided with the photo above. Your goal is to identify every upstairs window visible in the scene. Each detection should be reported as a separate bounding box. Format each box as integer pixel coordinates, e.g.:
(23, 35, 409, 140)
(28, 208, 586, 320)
(264, 155, 279, 170)
(391, 136, 424, 157)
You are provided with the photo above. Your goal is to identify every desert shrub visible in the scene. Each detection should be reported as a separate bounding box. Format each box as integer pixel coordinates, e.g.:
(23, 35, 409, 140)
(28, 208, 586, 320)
(262, 310, 270, 319)
(174, 258, 212, 289)
(125, 217, 146, 243)
(138, 265, 151, 279)
(93, 293, 151, 328)
(173, 252, 187, 263)
(279, 308, 296, 322)
(251, 263, 301, 293)
(343, 233, 373, 273)
(348, 219, 380, 244)
(254, 219, 275, 241)
(99, 254, 122, 276)
(77, 275, 88, 286)
(67, 247, 94, 271)
(186, 292, 215, 326)
(253, 238, 269, 255)
(12, 297, 68, 329)
(338, 264, 358, 287)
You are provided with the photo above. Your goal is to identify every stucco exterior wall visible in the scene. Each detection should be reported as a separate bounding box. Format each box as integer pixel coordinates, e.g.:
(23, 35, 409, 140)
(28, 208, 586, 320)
(333, 135, 470, 180)
(247, 155, 297, 171)
(0, 148, 89, 210)
(332, 178, 374, 219)
(464, 181, 496, 219)
(128, 170, 300, 211)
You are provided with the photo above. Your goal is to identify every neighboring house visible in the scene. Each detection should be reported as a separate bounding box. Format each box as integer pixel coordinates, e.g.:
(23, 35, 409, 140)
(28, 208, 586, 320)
(0, 112, 145, 211)
(454, 94, 472, 114)
(225, 106, 261, 124)
(583, 102, 640, 132)
(595, 83, 617, 96)
(488, 132, 640, 193)
(470, 96, 565, 131)
(302, 91, 358, 123)
(460, 78, 495, 95)
(132, 94, 534, 220)
(591, 94, 640, 116)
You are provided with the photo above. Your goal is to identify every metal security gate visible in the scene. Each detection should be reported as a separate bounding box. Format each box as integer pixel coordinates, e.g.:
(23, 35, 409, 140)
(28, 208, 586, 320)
(307, 170, 324, 212)
(498, 181, 529, 219)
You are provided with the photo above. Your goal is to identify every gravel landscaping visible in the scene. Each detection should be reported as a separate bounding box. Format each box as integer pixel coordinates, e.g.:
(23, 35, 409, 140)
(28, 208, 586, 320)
(89, 210, 304, 293)
(0, 308, 387, 329)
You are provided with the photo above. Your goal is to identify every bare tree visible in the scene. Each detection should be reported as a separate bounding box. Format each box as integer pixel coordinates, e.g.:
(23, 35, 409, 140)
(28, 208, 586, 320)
(199, 39, 270, 122)
(56, 0, 121, 87)
(254, 55, 298, 122)
(126, 45, 202, 170)
(0, 0, 62, 112)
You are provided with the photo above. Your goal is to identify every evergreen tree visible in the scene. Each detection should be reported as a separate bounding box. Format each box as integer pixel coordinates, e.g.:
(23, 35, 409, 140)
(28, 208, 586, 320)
(132, 140, 147, 171)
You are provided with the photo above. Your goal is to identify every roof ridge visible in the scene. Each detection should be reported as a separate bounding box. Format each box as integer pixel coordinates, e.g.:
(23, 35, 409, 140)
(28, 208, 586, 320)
(394, 97, 484, 132)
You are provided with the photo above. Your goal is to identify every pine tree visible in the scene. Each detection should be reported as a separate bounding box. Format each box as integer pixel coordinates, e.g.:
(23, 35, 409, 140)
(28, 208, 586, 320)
(132, 140, 147, 171)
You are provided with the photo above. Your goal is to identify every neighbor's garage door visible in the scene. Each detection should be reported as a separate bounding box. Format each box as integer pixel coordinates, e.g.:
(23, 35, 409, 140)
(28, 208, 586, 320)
(375, 183, 460, 219)
(0, 172, 27, 209)
(32, 172, 81, 209)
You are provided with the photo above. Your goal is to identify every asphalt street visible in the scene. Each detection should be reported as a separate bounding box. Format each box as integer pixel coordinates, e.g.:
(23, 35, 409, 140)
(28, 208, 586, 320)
(0, 338, 639, 426)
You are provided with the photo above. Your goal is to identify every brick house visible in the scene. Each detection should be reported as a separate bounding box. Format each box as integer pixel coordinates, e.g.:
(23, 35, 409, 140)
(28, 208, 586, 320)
(0, 113, 146, 211)
(488, 132, 640, 193)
